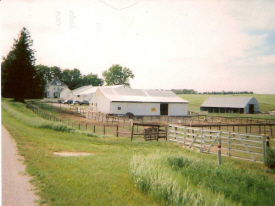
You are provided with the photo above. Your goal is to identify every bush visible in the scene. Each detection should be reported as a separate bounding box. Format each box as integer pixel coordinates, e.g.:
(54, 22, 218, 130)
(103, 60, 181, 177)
(265, 147, 275, 169)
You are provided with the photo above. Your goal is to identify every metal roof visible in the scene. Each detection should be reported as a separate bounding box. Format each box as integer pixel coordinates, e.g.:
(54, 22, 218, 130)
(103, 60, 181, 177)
(200, 97, 257, 108)
(72, 85, 94, 95)
(97, 87, 189, 103)
(77, 85, 125, 95)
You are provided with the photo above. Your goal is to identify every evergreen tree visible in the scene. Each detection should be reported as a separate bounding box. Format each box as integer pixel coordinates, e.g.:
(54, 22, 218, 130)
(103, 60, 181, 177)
(1, 27, 44, 101)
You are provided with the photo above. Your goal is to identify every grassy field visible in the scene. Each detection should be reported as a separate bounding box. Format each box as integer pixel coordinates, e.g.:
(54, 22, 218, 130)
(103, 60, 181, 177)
(2, 99, 275, 205)
(179, 94, 275, 116)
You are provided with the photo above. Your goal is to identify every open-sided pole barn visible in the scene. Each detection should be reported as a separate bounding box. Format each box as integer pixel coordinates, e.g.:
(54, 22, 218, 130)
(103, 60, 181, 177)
(200, 97, 260, 114)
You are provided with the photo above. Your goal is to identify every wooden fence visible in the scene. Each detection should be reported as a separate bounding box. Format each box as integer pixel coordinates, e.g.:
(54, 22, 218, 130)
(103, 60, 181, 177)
(31, 101, 274, 139)
(168, 125, 266, 163)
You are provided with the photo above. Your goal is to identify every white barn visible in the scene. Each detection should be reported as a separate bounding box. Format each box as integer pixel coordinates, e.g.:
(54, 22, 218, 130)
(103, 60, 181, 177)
(200, 97, 260, 114)
(90, 87, 189, 116)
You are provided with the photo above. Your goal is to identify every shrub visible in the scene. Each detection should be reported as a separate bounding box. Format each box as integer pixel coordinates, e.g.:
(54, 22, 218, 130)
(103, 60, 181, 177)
(265, 147, 275, 169)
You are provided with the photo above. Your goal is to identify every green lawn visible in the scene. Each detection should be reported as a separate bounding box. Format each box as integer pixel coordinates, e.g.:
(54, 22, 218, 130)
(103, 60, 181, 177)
(2, 99, 275, 205)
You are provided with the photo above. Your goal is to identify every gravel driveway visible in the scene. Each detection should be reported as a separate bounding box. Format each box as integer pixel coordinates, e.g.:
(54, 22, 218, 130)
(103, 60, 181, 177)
(2, 125, 39, 206)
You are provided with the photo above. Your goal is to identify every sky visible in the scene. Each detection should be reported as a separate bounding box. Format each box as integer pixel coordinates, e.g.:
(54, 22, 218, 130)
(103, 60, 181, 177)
(1, 0, 275, 94)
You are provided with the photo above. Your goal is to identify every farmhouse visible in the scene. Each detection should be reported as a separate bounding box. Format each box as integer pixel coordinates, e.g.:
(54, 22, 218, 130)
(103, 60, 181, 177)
(90, 87, 189, 116)
(200, 97, 260, 114)
(44, 78, 68, 98)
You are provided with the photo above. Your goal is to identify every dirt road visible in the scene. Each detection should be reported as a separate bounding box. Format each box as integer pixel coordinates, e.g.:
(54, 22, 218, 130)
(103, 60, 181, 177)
(2, 125, 39, 206)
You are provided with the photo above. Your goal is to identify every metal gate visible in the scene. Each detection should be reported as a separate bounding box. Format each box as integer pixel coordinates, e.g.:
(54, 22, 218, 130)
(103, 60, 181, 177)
(168, 125, 266, 163)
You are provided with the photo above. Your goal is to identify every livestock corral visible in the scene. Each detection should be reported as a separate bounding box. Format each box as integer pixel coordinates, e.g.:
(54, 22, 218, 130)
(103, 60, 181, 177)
(34, 101, 275, 139)
(27, 100, 274, 164)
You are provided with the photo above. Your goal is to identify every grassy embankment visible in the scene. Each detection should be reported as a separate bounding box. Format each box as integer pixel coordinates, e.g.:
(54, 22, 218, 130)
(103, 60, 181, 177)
(2, 99, 275, 205)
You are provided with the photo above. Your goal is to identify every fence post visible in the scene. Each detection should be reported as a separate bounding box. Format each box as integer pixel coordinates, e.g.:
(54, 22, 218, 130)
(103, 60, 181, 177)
(263, 135, 266, 162)
(116, 125, 119, 137)
(94, 125, 95, 133)
(131, 122, 134, 141)
(103, 125, 105, 135)
(217, 132, 222, 165)
(228, 132, 231, 156)
(86, 124, 87, 130)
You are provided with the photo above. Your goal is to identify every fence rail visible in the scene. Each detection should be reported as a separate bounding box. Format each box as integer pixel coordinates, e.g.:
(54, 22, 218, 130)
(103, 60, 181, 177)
(168, 125, 266, 163)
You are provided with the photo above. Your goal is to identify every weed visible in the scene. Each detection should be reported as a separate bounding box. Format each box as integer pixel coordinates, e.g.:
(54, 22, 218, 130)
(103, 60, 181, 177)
(130, 153, 275, 206)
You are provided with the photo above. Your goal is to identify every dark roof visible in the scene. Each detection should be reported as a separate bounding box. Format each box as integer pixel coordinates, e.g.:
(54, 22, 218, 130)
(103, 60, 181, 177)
(200, 97, 257, 108)
(48, 78, 67, 86)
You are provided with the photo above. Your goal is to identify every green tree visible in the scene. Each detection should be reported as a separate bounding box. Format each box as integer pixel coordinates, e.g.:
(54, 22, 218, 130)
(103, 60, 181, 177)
(1, 27, 44, 101)
(60, 68, 82, 90)
(36, 64, 52, 83)
(50, 66, 62, 79)
(102, 64, 134, 87)
(80, 73, 103, 87)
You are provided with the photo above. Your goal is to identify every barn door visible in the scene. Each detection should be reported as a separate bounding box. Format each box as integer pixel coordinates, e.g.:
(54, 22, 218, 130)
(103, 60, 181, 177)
(249, 104, 254, 114)
(160, 103, 168, 115)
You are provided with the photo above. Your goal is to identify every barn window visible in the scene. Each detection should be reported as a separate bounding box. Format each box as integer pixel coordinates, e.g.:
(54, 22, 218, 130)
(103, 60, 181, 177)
(118, 107, 121, 110)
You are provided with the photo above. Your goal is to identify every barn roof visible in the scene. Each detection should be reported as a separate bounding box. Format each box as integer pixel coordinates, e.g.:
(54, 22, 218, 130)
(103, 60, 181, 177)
(78, 85, 125, 95)
(72, 85, 94, 95)
(97, 87, 189, 103)
(200, 97, 256, 108)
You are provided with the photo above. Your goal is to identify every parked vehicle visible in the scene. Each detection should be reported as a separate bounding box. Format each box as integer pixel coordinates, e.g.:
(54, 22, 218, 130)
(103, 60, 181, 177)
(73, 100, 82, 105)
(58, 100, 64, 103)
(81, 100, 89, 105)
(63, 99, 73, 104)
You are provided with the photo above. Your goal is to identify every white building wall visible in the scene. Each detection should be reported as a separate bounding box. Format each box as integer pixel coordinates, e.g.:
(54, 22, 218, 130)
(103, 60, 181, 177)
(110, 102, 160, 116)
(46, 85, 67, 98)
(90, 96, 111, 113)
(168, 103, 188, 116)
(244, 98, 260, 113)
(60, 88, 71, 100)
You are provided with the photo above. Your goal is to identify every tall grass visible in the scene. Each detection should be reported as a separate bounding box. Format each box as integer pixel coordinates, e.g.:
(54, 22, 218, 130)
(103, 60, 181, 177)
(1, 101, 98, 137)
(130, 153, 275, 206)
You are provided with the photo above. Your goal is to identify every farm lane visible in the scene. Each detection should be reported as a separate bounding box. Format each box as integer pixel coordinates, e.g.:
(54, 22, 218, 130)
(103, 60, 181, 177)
(2, 125, 39, 206)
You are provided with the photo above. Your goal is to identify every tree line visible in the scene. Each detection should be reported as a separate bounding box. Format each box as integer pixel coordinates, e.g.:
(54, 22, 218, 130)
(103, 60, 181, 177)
(172, 89, 254, 95)
(200, 91, 254, 95)
(172, 89, 198, 94)
(1, 28, 134, 102)
(36, 65, 104, 90)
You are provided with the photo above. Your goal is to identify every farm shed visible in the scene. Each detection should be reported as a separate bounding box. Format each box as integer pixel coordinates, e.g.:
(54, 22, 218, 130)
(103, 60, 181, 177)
(200, 97, 260, 114)
(72, 85, 94, 101)
(90, 87, 189, 116)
